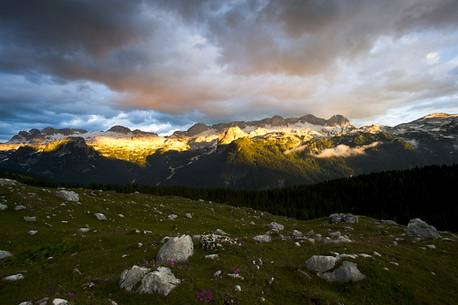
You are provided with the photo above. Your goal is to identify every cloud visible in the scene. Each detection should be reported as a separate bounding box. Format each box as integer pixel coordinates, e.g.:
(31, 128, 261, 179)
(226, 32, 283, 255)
(0, 0, 457, 140)
(426, 52, 440, 65)
(315, 142, 380, 158)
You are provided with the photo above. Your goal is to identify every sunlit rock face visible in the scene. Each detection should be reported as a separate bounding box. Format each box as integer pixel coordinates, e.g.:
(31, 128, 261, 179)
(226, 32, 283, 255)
(0, 113, 456, 189)
(0, 114, 354, 164)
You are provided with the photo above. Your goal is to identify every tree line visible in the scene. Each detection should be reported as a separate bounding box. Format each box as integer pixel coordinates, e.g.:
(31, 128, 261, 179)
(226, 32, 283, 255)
(1, 164, 457, 231)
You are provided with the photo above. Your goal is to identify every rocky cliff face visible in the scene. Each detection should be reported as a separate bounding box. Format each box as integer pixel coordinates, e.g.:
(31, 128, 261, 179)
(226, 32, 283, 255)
(0, 113, 456, 188)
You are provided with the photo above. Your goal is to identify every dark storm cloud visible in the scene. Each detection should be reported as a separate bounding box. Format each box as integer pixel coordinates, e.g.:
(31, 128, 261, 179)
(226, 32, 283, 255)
(0, 0, 457, 141)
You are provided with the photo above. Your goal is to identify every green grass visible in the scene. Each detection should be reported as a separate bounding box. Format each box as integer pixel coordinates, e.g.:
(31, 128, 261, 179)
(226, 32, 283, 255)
(0, 181, 457, 305)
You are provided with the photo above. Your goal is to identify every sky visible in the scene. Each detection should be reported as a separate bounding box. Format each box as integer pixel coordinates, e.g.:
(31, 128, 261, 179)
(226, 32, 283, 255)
(1, 0, 458, 141)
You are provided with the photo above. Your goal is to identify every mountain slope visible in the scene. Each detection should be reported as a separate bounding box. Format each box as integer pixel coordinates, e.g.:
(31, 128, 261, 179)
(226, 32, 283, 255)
(0, 113, 456, 188)
(0, 179, 457, 305)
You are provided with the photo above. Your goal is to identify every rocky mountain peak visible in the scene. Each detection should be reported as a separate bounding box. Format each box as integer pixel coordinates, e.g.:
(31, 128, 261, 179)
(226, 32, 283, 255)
(107, 125, 132, 133)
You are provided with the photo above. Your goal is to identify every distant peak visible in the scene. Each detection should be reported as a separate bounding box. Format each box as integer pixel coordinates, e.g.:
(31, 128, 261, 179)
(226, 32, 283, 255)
(107, 125, 131, 133)
(326, 114, 351, 127)
(422, 113, 457, 119)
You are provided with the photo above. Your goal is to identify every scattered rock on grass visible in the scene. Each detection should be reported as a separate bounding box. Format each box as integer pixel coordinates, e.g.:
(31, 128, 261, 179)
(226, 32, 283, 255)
(0, 250, 12, 260)
(23, 216, 36, 222)
(305, 255, 338, 273)
(94, 213, 107, 221)
(253, 234, 272, 243)
(318, 261, 366, 283)
(138, 267, 181, 296)
(406, 218, 441, 239)
(156, 235, 194, 264)
(329, 213, 358, 224)
(267, 222, 284, 232)
(52, 298, 70, 305)
(3, 273, 24, 281)
(120, 265, 151, 291)
(56, 190, 79, 202)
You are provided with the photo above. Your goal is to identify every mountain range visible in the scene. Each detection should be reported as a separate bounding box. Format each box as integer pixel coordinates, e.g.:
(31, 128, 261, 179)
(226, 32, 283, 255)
(0, 113, 456, 188)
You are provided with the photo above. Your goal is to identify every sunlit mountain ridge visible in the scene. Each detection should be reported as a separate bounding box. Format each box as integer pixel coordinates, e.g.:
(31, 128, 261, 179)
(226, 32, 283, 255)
(0, 113, 456, 188)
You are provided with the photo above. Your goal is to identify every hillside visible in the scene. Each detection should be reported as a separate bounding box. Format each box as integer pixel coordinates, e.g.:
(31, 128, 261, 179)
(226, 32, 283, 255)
(0, 113, 456, 189)
(1, 179, 457, 305)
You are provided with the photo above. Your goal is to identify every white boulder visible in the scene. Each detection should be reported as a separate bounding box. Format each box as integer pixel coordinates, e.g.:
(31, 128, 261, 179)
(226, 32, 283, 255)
(56, 190, 79, 202)
(18, 302, 33, 305)
(23, 216, 36, 222)
(318, 261, 366, 283)
(138, 267, 181, 296)
(156, 235, 194, 264)
(305, 255, 338, 273)
(120, 265, 151, 291)
(0, 203, 7, 211)
(406, 218, 441, 239)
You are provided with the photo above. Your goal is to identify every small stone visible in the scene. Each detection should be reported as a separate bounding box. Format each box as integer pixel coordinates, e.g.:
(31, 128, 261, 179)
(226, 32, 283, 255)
(23, 216, 36, 222)
(14, 205, 26, 211)
(52, 298, 70, 305)
(0, 203, 7, 211)
(234, 285, 241, 292)
(185, 213, 192, 219)
(3, 273, 24, 281)
(27, 230, 38, 236)
(0, 250, 12, 260)
(253, 234, 272, 243)
(205, 254, 219, 260)
(267, 222, 284, 232)
(167, 214, 178, 221)
(94, 213, 107, 221)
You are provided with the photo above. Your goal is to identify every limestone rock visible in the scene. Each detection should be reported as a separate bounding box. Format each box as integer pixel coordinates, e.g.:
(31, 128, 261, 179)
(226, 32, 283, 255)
(0, 250, 12, 260)
(267, 222, 284, 232)
(305, 255, 337, 273)
(120, 265, 151, 292)
(0, 178, 17, 186)
(318, 261, 366, 283)
(329, 213, 358, 224)
(156, 235, 194, 264)
(253, 234, 272, 243)
(406, 218, 441, 239)
(94, 213, 107, 221)
(138, 267, 181, 296)
(52, 299, 70, 305)
(56, 190, 79, 202)
(3, 273, 24, 281)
